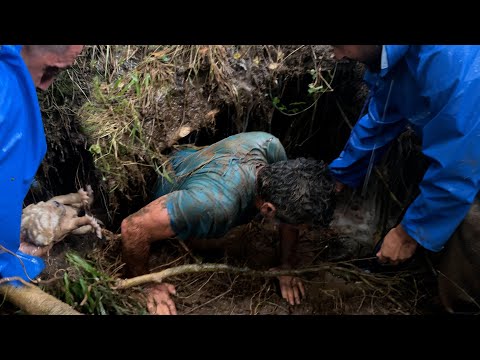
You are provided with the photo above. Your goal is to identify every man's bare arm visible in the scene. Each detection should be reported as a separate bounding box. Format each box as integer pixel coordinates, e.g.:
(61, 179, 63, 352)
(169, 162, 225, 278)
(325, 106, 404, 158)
(276, 223, 305, 305)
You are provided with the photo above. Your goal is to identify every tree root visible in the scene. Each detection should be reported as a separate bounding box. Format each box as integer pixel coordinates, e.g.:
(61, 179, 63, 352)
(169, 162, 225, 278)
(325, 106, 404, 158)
(115, 263, 341, 289)
(0, 284, 82, 315)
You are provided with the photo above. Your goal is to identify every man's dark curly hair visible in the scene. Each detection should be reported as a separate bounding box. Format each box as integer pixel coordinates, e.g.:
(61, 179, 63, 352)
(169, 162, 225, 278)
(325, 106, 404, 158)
(256, 157, 336, 227)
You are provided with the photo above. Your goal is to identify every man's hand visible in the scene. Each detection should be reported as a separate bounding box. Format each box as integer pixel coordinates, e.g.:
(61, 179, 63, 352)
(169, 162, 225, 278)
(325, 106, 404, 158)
(277, 274, 305, 305)
(376, 224, 418, 266)
(146, 283, 177, 315)
(335, 181, 345, 193)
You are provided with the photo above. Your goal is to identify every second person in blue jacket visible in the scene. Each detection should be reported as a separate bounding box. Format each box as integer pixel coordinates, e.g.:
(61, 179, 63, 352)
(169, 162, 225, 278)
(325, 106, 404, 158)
(330, 45, 480, 313)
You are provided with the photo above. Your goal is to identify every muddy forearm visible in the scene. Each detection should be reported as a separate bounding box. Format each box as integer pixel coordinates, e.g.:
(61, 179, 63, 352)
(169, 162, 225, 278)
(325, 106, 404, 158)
(278, 223, 299, 268)
(121, 217, 152, 277)
(120, 196, 176, 278)
(122, 242, 150, 278)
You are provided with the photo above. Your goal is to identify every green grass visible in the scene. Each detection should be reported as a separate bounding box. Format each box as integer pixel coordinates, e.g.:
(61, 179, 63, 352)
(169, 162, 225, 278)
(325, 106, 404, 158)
(56, 252, 147, 315)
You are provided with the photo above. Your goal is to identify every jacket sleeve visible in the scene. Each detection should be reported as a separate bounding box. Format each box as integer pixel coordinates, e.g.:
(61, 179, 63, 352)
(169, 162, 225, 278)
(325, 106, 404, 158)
(0, 93, 45, 284)
(401, 47, 480, 252)
(328, 89, 407, 188)
(0, 52, 45, 285)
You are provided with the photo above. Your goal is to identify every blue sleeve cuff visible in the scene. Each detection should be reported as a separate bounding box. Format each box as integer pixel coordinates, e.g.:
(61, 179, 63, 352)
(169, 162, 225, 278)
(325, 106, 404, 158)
(0, 251, 45, 287)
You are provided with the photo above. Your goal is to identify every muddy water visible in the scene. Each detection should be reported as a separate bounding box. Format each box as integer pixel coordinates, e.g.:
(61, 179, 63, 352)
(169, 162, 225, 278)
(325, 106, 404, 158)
(330, 191, 376, 255)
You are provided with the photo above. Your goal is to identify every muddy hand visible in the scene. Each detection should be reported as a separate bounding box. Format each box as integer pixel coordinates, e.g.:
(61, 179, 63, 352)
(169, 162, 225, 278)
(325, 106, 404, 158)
(278, 275, 305, 305)
(146, 283, 177, 315)
(376, 225, 417, 265)
(335, 181, 345, 193)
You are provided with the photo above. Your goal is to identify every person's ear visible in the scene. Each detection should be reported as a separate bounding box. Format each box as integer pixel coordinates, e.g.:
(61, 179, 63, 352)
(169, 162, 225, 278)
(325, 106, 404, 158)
(260, 202, 276, 218)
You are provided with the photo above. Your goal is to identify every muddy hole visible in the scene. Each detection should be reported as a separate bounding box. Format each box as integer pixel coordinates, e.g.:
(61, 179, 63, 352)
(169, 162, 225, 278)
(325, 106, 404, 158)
(2, 45, 442, 315)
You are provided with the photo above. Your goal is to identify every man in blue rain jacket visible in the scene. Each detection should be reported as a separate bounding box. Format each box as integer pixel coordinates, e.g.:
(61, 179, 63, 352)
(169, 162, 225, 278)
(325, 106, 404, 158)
(0, 45, 84, 285)
(330, 45, 480, 313)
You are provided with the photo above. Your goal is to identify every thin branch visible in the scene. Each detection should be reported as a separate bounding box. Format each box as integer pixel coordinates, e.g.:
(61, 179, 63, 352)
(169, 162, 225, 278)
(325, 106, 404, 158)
(114, 263, 333, 289)
(113, 262, 402, 290)
(0, 277, 35, 287)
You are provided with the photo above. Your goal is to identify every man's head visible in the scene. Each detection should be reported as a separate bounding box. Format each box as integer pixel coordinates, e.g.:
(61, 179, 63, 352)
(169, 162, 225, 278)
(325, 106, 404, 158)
(21, 45, 84, 90)
(331, 45, 382, 72)
(255, 158, 336, 227)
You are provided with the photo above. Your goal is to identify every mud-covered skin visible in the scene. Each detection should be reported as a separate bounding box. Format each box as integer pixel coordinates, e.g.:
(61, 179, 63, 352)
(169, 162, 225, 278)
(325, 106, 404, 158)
(20, 185, 102, 251)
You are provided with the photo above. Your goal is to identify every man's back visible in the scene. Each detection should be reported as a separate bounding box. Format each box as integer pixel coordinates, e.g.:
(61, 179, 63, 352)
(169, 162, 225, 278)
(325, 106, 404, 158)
(156, 131, 287, 240)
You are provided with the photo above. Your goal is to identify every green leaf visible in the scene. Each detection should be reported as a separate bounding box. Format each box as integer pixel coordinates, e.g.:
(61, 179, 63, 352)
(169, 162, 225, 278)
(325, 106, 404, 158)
(89, 144, 102, 156)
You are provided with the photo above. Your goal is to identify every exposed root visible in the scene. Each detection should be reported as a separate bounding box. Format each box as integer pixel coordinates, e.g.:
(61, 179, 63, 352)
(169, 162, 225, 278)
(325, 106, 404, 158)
(0, 284, 82, 315)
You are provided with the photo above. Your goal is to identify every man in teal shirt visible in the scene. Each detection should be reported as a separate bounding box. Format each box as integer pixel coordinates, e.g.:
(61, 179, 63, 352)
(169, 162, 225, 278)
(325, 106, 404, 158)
(121, 131, 336, 315)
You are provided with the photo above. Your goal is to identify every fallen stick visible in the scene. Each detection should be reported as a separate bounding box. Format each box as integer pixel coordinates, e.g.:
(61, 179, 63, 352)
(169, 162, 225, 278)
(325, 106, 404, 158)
(0, 284, 82, 315)
(115, 263, 336, 289)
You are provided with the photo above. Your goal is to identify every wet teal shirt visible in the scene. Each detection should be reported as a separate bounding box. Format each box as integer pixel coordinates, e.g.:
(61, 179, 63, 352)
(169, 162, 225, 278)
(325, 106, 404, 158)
(155, 132, 287, 240)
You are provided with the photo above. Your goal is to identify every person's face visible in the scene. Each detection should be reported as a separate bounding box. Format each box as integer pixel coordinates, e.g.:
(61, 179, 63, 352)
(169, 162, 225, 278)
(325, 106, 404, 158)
(22, 45, 84, 90)
(331, 45, 382, 72)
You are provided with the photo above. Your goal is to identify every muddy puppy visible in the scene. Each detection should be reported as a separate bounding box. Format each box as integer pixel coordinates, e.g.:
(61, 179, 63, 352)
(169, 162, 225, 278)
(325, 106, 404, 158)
(19, 185, 102, 257)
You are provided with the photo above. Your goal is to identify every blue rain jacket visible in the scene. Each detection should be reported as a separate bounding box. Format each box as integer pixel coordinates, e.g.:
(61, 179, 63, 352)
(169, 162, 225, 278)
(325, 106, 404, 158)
(329, 45, 480, 252)
(0, 45, 46, 284)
